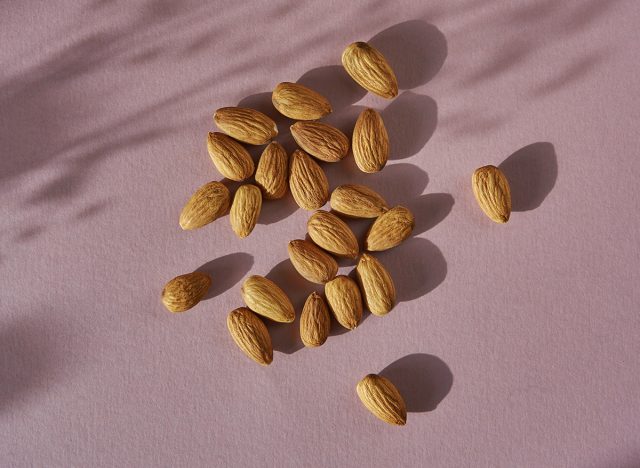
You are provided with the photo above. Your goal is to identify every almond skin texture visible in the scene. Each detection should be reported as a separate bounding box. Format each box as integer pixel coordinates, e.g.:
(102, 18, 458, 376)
(330, 184, 388, 218)
(230, 184, 262, 238)
(356, 253, 396, 316)
(356, 374, 407, 426)
(206, 132, 255, 181)
(241, 275, 295, 323)
(288, 239, 338, 284)
(472, 165, 512, 223)
(307, 210, 359, 259)
(214, 107, 278, 145)
(342, 42, 398, 99)
(255, 142, 288, 200)
(290, 121, 349, 163)
(300, 292, 331, 348)
(352, 108, 389, 173)
(272, 82, 332, 120)
(289, 149, 329, 210)
(325, 275, 363, 330)
(179, 181, 230, 230)
(227, 307, 273, 366)
(365, 206, 415, 251)
(161, 272, 211, 313)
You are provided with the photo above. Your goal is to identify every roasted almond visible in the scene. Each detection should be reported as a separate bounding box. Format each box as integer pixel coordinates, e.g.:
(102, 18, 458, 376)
(472, 165, 511, 223)
(365, 206, 415, 251)
(179, 181, 230, 230)
(325, 275, 363, 330)
(161, 272, 211, 313)
(289, 149, 329, 210)
(230, 184, 262, 238)
(290, 121, 349, 163)
(300, 292, 331, 348)
(214, 107, 277, 145)
(288, 239, 338, 284)
(241, 275, 295, 323)
(255, 142, 288, 200)
(356, 253, 396, 316)
(206, 132, 255, 181)
(227, 307, 273, 366)
(356, 374, 407, 426)
(330, 184, 388, 218)
(352, 108, 389, 173)
(272, 82, 332, 120)
(307, 210, 359, 259)
(342, 42, 398, 99)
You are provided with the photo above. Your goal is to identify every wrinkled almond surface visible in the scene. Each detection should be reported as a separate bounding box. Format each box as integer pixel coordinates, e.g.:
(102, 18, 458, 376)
(365, 205, 415, 251)
(227, 307, 273, 365)
(241, 275, 295, 323)
(161, 272, 211, 313)
(307, 210, 359, 259)
(472, 165, 512, 223)
(272, 82, 332, 120)
(330, 184, 388, 218)
(230, 184, 262, 238)
(214, 107, 277, 145)
(289, 149, 329, 210)
(290, 121, 349, 163)
(179, 181, 230, 230)
(207, 132, 255, 181)
(342, 42, 398, 99)
(352, 108, 389, 173)
(356, 374, 407, 426)
(356, 253, 396, 316)
(288, 239, 338, 284)
(300, 292, 331, 348)
(325, 275, 363, 330)
(255, 142, 288, 200)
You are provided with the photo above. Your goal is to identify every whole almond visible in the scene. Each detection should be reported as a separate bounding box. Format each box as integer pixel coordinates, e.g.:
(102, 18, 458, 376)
(300, 292, 331, 348)
(342, 42, 398, 99)
(307, 210, 359, 259)
(290, 121, 349, 163)
(206, 132, 255, 181)
(472, 165, 512, 223)
(230, 184, 262, 238)
(179, 181, 230, 230)
(214, 107, 278, 145)
(325, 275, 363, 330)
(356, 253, 396, 316)
(330, 184, 388, 218)
(288, 239, 338, 284)
(241, 275, 295, 323)
(161, 272, 211, 313)
(365, 206, 415, 251)
(227, 307, 273, 365)
(352, 108, 389, 173)
(289, 149, 329, 210)
(255, 142, 288, 200)
(272, 82, 332, 120)
(356, 374, 407, 426)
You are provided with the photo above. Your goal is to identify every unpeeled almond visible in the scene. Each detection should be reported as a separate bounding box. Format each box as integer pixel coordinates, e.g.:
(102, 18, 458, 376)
(255, 142, 288, 200)
(342, 42, 398, 99)
(289, 149, 329, 210)
(290, 121, 349, 163)
(325, 275, 363, 330)
(300, 292, 331, 348)
(179, 181, 230, 230)
(230, 184, 262, 238)
(365, 206, 415, 251)
(330, 184, 388, 218)
(207, 132, 255, 181)
(241, 275, 295, 323)
(356, 374, 407, 426)
(227, 307, 273, 366)
(472, 165, 512, 223)
(356, 253, 395, 316)
(288, 239, 338, 284)
(352, 108, 389, 173)
(307, 210, 359, 259)
(214, 107, 277, 145)
(161, 272, 211, 313)
(272, 82, 332, 120)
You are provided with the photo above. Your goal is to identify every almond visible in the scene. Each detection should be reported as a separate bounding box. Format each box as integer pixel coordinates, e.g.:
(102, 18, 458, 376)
(179, 181, 230, 230)
(325, 275, 363, 330)
(214, 107, 277, 145)
(255, 142, 288, 200)
(206, 132, 255, 181)
(352, 108, 389, 173)
(288, 239, 338, 284)
(342, 42, 398, 99)
(272, 82, 332, 120)
(227, 307, 273, 365)
(356, 374, 407, 426)
(330, 184, 388, 218)
(289, 149, 329, 210)
(161, 272, 211, 313)
(241, 275, 295, 323)
(365, 206, 415, 251)
(300, 292, 331, 348)
(472, 165, 511, 223)
(290, 121, 349, 163)
(230, 184, 262, 238)
(356, 253, 395, 316)
(307, 210, 359, 259)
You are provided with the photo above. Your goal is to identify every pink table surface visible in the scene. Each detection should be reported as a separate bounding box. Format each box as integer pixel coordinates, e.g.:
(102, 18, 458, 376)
(2, 1, 640, 467)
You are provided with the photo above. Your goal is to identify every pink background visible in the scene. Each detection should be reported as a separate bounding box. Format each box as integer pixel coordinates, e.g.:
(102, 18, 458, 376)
(2, 1, 640, 467)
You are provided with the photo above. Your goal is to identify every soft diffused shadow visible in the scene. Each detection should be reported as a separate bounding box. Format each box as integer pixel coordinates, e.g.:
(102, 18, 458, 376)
(382, 92, 437, 160)
(259, 193, 300, 225)
(297, 65, 366, 112)
(409, 193, 455, 235)
(195, 253, 253, 300)
(237, 92, 288, 131)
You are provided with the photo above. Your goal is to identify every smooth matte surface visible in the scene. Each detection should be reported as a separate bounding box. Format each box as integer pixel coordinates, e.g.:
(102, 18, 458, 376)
(1, 1, 639, 467)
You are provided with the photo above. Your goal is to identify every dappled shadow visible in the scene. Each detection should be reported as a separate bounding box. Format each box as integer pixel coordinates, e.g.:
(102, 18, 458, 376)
(195, 253, 254, 301)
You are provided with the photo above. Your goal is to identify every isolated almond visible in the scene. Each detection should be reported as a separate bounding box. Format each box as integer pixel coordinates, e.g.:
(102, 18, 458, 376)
(161, 272, 211, 313)
(472, 165, 512, 223)
(290, 121, 349, 163)
(352, 108, 389, 173)
(356, 374, 407, 426)
(289, 149, 329, 210)
(206, 132, 255, 181)
(214, 107, 277, 145)
(179, 181, 230, 230)
(342, 42, 398, 99)
(230, 184, 262, 238)
(325, 275, 363, 330)
(227, 307, 273, 365)
(288, 239, 338, 284)
(330, 184, 388, 218)
(300, 292, 331, 348)
(307, 210, 359, 259)
(272, 82, 332, 120)
(365, 206, 415, 251)
(255, 142, 288, 200)
(241, 275, 295, 323)
(356, 253, 395, 316)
